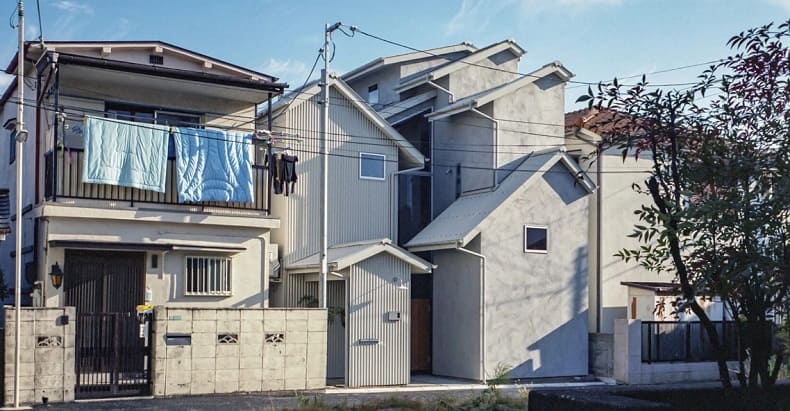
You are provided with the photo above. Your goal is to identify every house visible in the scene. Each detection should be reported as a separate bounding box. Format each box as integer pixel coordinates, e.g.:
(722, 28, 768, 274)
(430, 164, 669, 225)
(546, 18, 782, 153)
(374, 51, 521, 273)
(0, 41, 330, 403)
(343, 40, 594, 381)
(264, 74, 433, 387)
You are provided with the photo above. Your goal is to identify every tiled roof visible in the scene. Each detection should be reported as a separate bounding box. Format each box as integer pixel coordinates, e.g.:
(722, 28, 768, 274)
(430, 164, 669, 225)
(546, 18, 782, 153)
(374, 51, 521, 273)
(564, 108, 631, 135)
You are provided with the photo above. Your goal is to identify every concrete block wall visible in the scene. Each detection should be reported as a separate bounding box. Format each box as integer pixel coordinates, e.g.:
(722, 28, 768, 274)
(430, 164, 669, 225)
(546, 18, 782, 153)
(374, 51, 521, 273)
(3, 307, 76, 406)
(613, 319, 734, 384)
(152, 307, 327, 396)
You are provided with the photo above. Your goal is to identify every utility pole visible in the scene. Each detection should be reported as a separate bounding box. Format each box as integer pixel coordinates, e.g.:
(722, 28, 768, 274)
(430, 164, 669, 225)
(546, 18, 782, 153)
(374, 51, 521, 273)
(319, 22, 341, 309)
(13, 0, 27, 408)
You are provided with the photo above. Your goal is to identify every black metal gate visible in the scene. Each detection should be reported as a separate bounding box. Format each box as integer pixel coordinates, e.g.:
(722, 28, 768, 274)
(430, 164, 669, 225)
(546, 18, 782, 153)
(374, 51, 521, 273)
(64, 250, 152, 398)
(75, 312, 153, 398)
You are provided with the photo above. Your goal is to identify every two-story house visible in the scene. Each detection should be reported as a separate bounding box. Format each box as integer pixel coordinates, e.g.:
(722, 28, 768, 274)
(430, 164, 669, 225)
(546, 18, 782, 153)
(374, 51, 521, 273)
(342, 41, 594, 382)
(0, 40, 287, 396)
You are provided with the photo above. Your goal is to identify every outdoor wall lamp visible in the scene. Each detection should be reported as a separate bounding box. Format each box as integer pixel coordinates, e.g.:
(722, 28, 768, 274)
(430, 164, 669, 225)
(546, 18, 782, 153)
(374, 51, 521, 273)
(49, 262, 64, 289)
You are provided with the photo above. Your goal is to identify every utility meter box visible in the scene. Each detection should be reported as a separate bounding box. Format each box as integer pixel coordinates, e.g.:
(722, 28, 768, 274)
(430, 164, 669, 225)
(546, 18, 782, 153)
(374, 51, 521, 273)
(387, 311, 401, 321)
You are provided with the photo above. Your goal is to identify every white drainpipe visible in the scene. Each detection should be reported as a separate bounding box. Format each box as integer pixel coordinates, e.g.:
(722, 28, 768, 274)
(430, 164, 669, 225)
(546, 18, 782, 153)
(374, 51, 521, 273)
(427, 80, 454, 103)
(471, 108, 499, 190)
(455, 244, 486, 383)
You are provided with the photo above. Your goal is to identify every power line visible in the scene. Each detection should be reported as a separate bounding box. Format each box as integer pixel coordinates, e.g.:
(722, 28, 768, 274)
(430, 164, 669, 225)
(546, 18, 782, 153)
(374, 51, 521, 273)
(35, 0, 42, 42)
(346, 25, 702, 88)
(9, 98, 656, 175)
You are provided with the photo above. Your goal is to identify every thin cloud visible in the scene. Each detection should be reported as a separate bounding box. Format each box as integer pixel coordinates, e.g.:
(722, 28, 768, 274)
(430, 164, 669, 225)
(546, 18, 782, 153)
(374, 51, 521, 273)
(765, 0, 790, 11)
(261, 58, 315, 86)
(444, 0, 625, 36)
(51, 1, 94, 15)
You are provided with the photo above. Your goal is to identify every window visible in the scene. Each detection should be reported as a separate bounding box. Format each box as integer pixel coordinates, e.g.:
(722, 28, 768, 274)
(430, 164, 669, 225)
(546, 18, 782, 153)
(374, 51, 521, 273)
(8, 130, 16, 164)
(185, 256, 232, 296)
(524, 226, 548, 253)
(149, 54, 164, 65)
(360, 152, 386, 180)
(367, 84, 379, 105)
(105, 103, 202, 157)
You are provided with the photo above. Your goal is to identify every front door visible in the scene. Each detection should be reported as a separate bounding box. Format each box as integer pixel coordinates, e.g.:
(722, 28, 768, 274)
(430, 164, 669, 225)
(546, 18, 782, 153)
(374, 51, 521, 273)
(64, 250, 151, 399)
(410, 298, 432, 372)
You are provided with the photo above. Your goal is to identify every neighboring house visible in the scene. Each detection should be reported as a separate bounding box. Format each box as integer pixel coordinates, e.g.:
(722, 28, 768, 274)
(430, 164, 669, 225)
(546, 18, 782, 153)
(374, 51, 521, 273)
(343, 40, 593, 381)
(0, 41, 293, 400)
(264, 75, 433, 387)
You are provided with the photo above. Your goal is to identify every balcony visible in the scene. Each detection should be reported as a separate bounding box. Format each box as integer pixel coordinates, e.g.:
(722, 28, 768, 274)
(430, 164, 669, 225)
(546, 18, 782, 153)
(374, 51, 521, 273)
(44, 147, 270, 213)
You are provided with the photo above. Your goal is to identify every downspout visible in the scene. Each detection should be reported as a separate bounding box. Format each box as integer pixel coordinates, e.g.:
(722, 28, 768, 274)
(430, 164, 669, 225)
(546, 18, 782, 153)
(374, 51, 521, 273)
(471, 108, 499, 190)
(595, 142, 603, 333)
(390, 165, 424, 244)
(455, 243, 486, 383)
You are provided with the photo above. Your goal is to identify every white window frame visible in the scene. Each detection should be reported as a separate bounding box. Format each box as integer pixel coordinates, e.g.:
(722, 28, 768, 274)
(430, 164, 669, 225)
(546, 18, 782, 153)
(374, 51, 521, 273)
(523, 225, 549, 254)
(359, 152, 386, 181)
(184, 255, 233, 296)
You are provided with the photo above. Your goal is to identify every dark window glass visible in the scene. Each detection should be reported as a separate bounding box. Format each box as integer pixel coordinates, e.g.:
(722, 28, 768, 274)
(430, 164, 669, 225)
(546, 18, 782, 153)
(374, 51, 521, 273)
(9, 130, 16, 164)
(360, 153, 385, 180)
(525, 227, 547, 252)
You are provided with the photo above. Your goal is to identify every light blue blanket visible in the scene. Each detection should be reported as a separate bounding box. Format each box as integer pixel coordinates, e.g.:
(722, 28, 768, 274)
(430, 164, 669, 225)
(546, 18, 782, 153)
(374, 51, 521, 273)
(173, 128, 254, 203)
(82, 116, 169, 192)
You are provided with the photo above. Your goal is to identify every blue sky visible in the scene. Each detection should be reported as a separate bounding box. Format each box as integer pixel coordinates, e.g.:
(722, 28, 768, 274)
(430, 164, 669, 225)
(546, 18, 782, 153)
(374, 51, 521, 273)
(0, 0, 788, 110)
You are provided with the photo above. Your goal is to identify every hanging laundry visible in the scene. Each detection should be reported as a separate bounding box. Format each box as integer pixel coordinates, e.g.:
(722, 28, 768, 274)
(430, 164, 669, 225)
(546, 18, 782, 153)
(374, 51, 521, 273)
(82, 116, 169, 192)
(281, 154, 299, 196)
(265, 151, 284, 195)
(173, 128, 254, 203)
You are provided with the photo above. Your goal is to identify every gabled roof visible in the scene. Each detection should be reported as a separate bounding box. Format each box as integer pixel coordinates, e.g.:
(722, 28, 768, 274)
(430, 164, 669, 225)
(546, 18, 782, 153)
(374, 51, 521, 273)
(7, 40, 275, 81)
(377, 89, 437, 121)
(427, 62, 574, 121)
(405, 149, 595, 251)
(395, 40, 525, 93)
(288, 239, 433, 273)
(271, 75, 426, 167)
(0, 189, 10, 240)
(343, 42, 478, 82)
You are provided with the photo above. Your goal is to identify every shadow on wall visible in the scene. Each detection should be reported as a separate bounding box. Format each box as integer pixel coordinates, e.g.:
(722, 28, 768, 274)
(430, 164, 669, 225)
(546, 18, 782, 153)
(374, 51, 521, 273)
(542, 163, 587, 206)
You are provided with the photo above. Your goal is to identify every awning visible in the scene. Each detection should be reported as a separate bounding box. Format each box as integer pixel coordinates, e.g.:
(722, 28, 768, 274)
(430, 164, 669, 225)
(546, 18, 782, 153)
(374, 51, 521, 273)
(48, 240, 245, 254)
(620, 281, 681, 294)
(288, 238, 434, 274)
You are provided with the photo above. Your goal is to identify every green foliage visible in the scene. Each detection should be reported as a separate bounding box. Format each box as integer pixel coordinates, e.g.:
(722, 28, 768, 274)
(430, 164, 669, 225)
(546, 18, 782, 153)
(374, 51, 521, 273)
(580, 19, 790, 388)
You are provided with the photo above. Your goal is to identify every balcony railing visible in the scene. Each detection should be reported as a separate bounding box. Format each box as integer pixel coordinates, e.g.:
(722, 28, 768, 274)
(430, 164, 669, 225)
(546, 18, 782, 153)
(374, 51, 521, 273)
(44, 147, 270, 213)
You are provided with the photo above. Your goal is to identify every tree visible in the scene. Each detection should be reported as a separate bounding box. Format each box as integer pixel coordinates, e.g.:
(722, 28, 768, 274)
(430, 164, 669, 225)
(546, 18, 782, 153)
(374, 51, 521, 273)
(578, 20, 789, 389)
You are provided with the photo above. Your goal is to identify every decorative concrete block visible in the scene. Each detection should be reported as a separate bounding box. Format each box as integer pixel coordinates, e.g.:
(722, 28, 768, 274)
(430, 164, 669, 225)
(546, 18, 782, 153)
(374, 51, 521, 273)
(240, 344, 263, 358)
(192, 320, 217, 333)
(241, 320, 263, 333)
(261, 378, 284, 391)
(284, 378, 306, 390)
(193, 309, 217, 321)
(191, 357, 216, 371)
(286, 320, 308, 332)
(216, 310, 241, 321)
(241, 310, 264, 321)
(263, 319, 286, 333)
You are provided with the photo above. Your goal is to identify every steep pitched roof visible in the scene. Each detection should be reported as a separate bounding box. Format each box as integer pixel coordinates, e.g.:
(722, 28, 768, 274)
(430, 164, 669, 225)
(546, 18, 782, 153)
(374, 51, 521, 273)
(342, 42, 478, 82)
(288, 239, 433, 273)
(427, 62, 574, 121)
(271, 75, 426, 167)
(405, 149, 595, 251)
(395, 40, 525, 93)
(6, 40, 275, 81)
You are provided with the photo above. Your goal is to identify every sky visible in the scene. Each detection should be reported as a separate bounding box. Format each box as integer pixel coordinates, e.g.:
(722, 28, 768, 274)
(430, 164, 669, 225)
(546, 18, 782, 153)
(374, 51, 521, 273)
(0, 0, 788, 111)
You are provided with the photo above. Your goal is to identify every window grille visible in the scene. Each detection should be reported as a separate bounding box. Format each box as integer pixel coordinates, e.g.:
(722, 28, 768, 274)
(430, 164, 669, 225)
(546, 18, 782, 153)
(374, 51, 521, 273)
(185, 256, 232, 296)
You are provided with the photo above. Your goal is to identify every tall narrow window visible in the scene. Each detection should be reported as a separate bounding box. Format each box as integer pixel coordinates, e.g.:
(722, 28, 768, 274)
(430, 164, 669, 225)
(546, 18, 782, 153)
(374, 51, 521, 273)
(9, 130, 16, 164)
(524, 226, 548, 253)
(360, 152, 386, 181)
(184, 256, 232, 296)
(367, 84, 379, 105)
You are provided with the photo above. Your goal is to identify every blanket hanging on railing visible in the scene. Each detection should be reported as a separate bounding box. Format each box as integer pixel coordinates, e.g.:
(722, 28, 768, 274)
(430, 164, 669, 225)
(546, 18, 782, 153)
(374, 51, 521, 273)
(81, 116, 169, 192)
(173, 128, 254, 203)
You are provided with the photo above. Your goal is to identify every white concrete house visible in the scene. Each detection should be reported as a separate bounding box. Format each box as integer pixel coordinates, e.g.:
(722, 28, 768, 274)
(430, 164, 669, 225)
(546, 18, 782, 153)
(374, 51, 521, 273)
(265, 75, 433, 387)
(343, 40, 595, 381)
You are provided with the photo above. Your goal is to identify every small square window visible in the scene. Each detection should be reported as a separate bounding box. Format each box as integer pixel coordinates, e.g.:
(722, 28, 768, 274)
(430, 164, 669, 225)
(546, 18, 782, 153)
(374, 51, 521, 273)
(185, 256, 232, 296)
(367, 84, 379, 105)
(360, 152, 386, 181)
(524, 226, 548, 253)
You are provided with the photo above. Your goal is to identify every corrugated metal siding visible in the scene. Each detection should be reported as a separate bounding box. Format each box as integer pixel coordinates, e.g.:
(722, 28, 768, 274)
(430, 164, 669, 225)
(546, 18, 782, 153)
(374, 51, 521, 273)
(347, 254, 410, 387)
(285, 272, 346, 381)
(272, 88, 399, 266)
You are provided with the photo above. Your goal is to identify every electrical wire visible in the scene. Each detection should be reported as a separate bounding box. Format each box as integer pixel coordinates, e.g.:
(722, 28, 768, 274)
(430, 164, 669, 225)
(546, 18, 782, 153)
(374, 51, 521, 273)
(35, 0, 43, 42)
(8, 97, 658, 175)
(346, 25, 702, 88)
